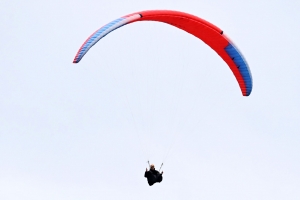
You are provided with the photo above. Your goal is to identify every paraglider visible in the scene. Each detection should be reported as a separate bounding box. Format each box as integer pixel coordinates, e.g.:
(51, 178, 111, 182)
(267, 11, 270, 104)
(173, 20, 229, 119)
(73, 10, 253, 96)
(144, 164, 163, 186)
(72, 10, 254, 186)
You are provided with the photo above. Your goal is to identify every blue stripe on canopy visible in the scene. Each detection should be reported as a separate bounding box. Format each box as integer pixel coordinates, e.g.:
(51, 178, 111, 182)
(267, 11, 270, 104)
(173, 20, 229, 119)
(74, 17, 125, 63)
(225, 43, 252, 96)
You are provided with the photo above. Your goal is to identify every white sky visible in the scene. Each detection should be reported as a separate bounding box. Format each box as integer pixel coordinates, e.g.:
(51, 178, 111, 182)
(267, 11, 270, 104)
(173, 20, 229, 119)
(1, 0, 299, 199)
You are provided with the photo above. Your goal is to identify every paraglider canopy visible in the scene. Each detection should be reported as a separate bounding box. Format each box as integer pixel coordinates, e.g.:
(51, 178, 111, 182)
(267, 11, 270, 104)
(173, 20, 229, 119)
(73, 10, 252, 96)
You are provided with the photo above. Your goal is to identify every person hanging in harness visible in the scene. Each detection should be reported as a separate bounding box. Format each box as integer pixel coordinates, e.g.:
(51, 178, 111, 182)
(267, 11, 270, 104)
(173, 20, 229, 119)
(144, 164, 163, 186)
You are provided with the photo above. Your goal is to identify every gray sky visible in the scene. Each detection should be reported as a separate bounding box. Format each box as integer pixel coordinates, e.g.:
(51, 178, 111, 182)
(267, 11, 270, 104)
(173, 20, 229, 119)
(1, 0, 299, 199)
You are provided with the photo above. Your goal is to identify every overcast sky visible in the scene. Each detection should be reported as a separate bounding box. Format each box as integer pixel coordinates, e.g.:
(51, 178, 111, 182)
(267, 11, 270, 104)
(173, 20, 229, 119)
(1, 0, 300, 200)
